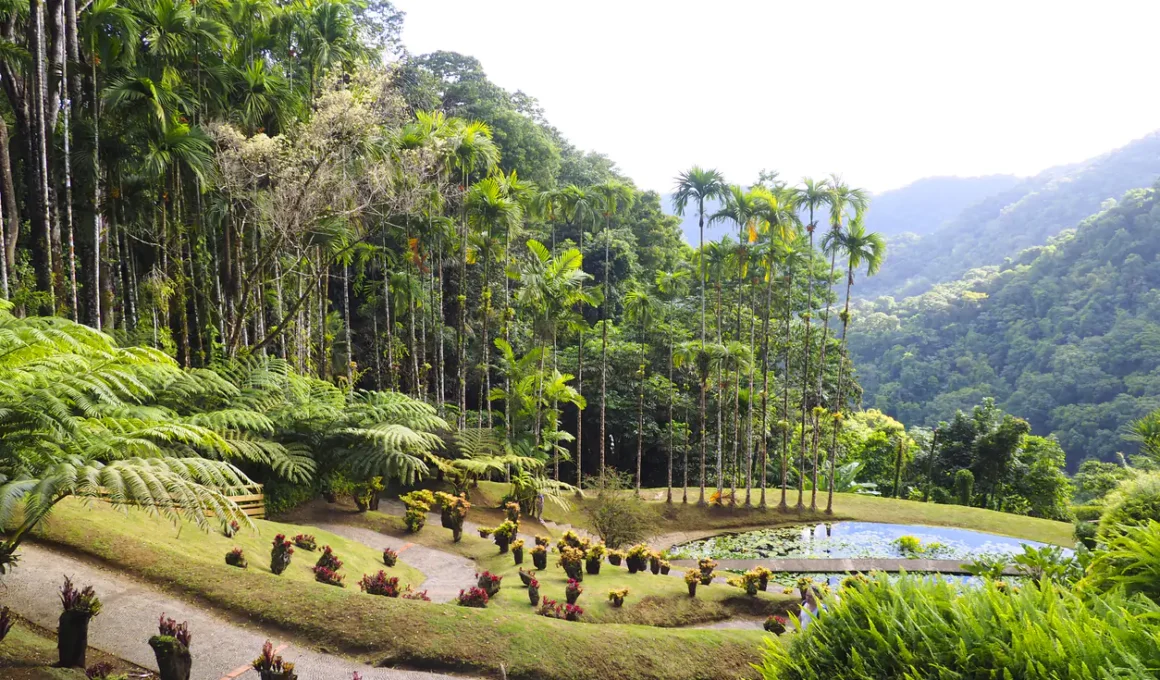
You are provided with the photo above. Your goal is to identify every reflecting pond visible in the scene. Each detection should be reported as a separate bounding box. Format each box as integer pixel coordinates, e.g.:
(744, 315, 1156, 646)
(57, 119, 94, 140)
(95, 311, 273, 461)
(670, 522, 1064, 562)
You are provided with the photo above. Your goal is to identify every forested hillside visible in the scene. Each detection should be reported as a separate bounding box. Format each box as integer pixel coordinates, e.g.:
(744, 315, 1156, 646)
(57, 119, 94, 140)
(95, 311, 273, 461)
(851, 183, 1160, 468)
(861, 174, 1020, 238)
(858, 132, 1160, 299)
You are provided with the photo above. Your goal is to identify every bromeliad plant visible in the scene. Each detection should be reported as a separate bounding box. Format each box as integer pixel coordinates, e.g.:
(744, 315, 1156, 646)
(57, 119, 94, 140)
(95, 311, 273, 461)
(457, 587, 489, 608)
(565, 578, 584, 604)
(148, 614, 192, 680)
(358, 571, 401, 597)
(270, 535, 294, 575)
(476, 571, 503, 597)
(293, 535, 317, 551)
(252, 640, 296, 680)
(225, 548, 248, 568)
(58, 578, 103, 668)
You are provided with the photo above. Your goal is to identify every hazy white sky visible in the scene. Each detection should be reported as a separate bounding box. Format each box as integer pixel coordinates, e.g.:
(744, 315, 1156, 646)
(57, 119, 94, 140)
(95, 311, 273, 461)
(396, 0, 1160, 194)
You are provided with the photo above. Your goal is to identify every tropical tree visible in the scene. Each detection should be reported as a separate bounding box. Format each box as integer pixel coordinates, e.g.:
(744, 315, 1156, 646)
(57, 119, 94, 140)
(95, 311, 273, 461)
(624, 285, 659, 493)
(656, 268, 691, 502)
(672, 167, 726, 504)
(823, 214, 884, 513)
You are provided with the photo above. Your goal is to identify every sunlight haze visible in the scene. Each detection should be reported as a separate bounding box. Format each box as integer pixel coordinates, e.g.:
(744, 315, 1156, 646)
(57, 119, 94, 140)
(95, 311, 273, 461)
(397, 0, 1160, 193)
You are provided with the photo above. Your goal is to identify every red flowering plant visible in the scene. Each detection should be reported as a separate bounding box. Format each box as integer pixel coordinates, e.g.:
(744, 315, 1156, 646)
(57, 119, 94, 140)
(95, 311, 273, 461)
(313, 566, 344, 587)
(456, 587, 489, 608)
(527, 577, 540, 605)
(270, 535, 294, 575)
(358, 571, 400, 597)
(222, 520, 240, 538)
(565, 578, 584, 604)
(401, 586, 431, 601)
(537, 596, 562, 618)
(763, 614, 788, 634)
(564, 603, 583, 621)
(293, 534, 316, 551)
(315, 546, 342, 571)
(382, 547, 398, 567)
(252, 640, 296, 679)
(476, 570, 503, 597)
(226, 548, 247, 568)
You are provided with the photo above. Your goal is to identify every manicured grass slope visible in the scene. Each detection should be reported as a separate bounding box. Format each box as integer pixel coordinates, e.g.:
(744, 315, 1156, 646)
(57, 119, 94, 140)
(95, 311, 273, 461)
(31, 501, 768, 680)
(524, 484, 1074, 547)
(0, 616, 136, 680)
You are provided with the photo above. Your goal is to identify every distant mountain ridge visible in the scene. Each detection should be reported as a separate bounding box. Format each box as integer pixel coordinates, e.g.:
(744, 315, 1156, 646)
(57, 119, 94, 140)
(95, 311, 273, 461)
(862, 174, 1022, 238)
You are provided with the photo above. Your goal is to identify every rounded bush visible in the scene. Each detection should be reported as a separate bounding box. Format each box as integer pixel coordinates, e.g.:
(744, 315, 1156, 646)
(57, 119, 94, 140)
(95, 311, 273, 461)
(1099, 472, 1160, 538)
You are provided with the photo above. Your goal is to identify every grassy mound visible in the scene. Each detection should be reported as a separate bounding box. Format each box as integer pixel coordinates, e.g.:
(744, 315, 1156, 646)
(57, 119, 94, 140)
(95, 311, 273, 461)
(27, 500, 769, 680)
(0, 615, 138, 680)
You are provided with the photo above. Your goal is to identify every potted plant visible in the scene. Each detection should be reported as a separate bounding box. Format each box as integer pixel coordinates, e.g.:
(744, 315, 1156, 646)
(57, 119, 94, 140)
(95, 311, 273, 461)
(358, 571, 400, 597)
(478, 527, 492, 539)
(585, 544, 606, 575)
(740, 571, 760, 597)
(527, 577, 540, 606)
(503, 501, 521, 523)
(698, 569, 716, 586)
(560, 530, 584, 549)
(57, 577, 102, 668)
(400, 490, 435, 533)
(511, 539, 525, 565)
(659, 560, 671, 575)
(476, 571, 503, 597)
(456, 587, 489, 608)
(352, 476, 384, 512)
(537, 597, 561, 618)
(626, 545, 651, 573)
(315, 547, 342, 571)
(558, 547, 584, 581)
(684, 569, 699, 597)
(402, 587, 431, 601)
(225, 548, 247, 568)
(607, 588, 629, 607)
(649, 551, 662, 575)
(518, 568, 537, 587)
(753, 566, 772, 591)
(252, 640, 296, 680)
(270, 535, 294, 575)
(313, 566, 344, 587)
(148, 614, 192, 680)
(796, 576, 814, 600)
(565, 578, 584, 605)
(531, 544, 548, 570)
(435, 491, 457, 529)
(534, 535, 551, 547)
(222, 519, 240, 538)
(492, 521, 517, 553)
(564, 603, 583, 621)
(293, 534, 316, 551)
(607, 550, 624, 567)
(698, 558, 718, 581)
(382, 547, 398, 567)
(763, 615, 788, 634)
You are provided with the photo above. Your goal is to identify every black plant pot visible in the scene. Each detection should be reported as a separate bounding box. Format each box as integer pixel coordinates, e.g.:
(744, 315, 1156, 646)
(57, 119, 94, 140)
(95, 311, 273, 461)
(259, 672, 297, 680)
(57, 611, 91, 668)
(650, 560, 661, 575)
(440, 508, 453, 529)
(528, 586, 539, 606)
(758, 576, 769, 592)
(566, 590, 580, 605)
(495, 537, 510, 554)
(452, 526, 463, 543)
(626, 557, 643, 574)
(660, 565, 671, 575)
(149, 638, 192, 680)
(369, 494, 381, 511)
(513, 547, 524, 565)
(519, 570, 534, 587)
(533, 553, 547, 570)
(564, 565, 583, 582)
(687, 582, 697, 597)
(608, 555, 622, 567)
(585, 558, 601, 575)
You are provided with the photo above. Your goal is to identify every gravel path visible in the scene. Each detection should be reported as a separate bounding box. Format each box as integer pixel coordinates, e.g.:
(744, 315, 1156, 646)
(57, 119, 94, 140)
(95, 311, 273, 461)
(307, 522, 476, 603)
(2, 544, 463, 680)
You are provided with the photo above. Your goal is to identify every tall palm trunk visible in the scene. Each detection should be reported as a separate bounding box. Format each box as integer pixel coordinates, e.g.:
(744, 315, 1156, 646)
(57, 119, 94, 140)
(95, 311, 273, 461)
(697, 200, 707, 506)
(715, 281, 724, 497)
(61, 57, 78, 322)
(826, 265, 856, 514)
(480, 232, 492, 426)
(383, 259, 395, 389)
(666, 335, 674, 503)
(745, 286, 756, 506)
(758, 254, 775, 508)
(809, 235, 840, 511)
(796, 222, 817, 511)
(457, 197, 469, 428)
(30, 0, 55, 313)
(575, 220, 584, 490)
(780, 268, 794, 510)
(0, 118, 20, 283)
(635, 316, 646, 494)
(599, 214, 610, 480)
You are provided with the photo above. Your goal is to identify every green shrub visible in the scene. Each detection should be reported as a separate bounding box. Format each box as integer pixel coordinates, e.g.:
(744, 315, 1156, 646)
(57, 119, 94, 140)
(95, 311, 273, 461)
(757, 575, 1160, 679)
(1099, 472, 1160, 538)
(1072, 505, 1103, 522)
(263, 479, 317, 516)
(1082, 519, 1160, 604)
(1074, 520, 1098, 549)
(953, 469, 974, 505)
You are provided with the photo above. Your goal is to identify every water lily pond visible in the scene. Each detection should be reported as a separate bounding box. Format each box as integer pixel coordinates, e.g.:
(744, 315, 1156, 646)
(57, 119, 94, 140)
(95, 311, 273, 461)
(670, 522, 1062, 562)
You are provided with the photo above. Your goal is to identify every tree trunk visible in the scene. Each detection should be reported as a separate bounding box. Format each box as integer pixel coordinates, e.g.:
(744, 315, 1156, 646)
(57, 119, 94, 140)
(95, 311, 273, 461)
(666, 336, 674, 503)
(0, 118, 18, 278)
(797, 224, 816, 511)
(825, 269, 855, 514)
(809, 237, 840, 511)
(599, 215, 610, 481)
(780, 269, 794, 511)
(61, 54, 78, 322)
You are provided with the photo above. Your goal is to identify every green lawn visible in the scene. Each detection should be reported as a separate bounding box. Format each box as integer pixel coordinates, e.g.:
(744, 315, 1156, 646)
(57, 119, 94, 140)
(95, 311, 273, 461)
(26, 500, 770, 680)
(0, 614, 137, 680)
(524, 484, 1075, 547)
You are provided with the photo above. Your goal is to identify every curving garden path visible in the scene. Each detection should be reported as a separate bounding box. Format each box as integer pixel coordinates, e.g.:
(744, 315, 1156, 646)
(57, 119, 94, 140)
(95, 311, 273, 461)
(3, 544, 464, 680)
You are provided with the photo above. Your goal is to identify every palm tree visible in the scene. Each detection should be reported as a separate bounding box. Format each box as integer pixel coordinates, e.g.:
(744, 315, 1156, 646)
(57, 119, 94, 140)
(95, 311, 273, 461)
(808, 176, 867, 510)
(672, 167, 725, 504)
(466, 177, 523, 429)
(701, 240, 730, 497)
(788, 177, 831, 510)
(823, 214, 884, 513)
(752, 187, 799, 507)
(624, 286, 659, 493)
(534, 185, 597, 487)
(590, 180, 634, 483)
(656, 268, 691, 502)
